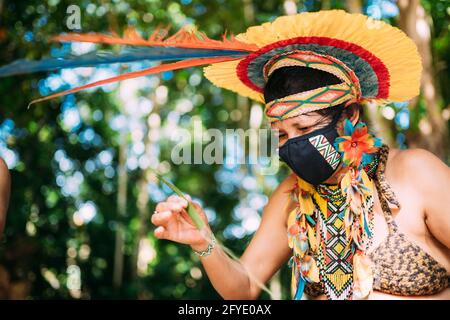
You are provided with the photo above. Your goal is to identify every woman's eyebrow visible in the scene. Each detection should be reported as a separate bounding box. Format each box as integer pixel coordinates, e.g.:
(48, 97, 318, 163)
(294, 122, 306, 127)
(297, 115, 330, 128)
(294, 121, 314, 129)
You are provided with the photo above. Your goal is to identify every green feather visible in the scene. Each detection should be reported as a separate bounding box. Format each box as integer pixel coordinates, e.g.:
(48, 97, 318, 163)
(150, 168, 205, 230)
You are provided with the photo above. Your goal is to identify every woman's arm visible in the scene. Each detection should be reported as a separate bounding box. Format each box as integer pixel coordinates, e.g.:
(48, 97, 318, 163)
(151, 174, 296, 299)
(0, 157, 10, 237)
(408, 149, 450, 249)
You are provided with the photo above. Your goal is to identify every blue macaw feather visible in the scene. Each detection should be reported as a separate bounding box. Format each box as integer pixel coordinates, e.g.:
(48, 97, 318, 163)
(364, 213, 372, 238)
(294, 277, 306, 300)
(334, 137, 345, 144)
(359, 184, 371, 193)
(343, 118, 355, 135)
(0, 46, 246, 77)
(373, 136, 383, 147)
(305, 214, 316, 226)
(288, 256, 294, 268)
(361, 152, 374, 164)
(333, 139, 344, 156)
(355, 121, 367, 130)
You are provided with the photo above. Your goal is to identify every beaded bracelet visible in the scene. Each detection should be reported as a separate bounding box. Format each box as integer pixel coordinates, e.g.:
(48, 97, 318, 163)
(193, 234, 216, 257)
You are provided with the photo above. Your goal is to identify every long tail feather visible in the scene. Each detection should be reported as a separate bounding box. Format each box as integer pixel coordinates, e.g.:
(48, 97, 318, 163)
(0, 47, 246, 77)
(28, 56, 241, 107)
(50, 26, 258, 52)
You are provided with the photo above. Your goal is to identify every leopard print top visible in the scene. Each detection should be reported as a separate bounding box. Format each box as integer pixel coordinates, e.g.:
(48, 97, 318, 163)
(304, 146, 449, 298)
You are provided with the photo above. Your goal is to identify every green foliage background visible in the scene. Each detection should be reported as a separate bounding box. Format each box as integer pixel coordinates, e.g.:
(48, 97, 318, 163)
(0, 0, 448, 299)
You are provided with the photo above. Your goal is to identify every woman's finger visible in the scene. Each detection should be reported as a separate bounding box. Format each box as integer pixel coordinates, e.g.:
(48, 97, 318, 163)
(154, 226, 170, 240)
(179, 209, 194, 225)
(190, 201, 208, 222)
(151, 210, 173, 226)
(154, 225, 201, 245)
(155, 201, 185, 213)
(167, 195, 188, 208)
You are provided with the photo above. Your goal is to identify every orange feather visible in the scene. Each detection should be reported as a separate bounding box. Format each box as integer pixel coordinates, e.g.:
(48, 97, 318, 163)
(50, 26, 258, 52)
(28, 56, 242, 107)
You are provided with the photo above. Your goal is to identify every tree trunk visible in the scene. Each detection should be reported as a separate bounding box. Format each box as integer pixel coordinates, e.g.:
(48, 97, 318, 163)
(131, 95, 160, 285)
(113, 131, 127, 291)
(398, 0, 449, 159)
(283, 0, 297, 15)
(321, 0, 331, 10)
(346, 0, 362, 13)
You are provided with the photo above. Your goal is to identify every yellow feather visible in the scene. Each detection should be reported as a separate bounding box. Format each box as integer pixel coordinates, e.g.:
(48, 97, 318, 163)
(287, 208, 298, 248)
(299, 195, 315, 216)
(307, 257, 320, 283)
(203, 10, 422, 103)
(291, 265, 297, 298)
(313, 192, 327, 219)
(307, 224, 317, 252)
(203, 60, 264, 102)
(287, 208, 297, 227)
(300, 214, 306, 229)
(296, 177, 315, 194)
(341, 170, 351, 193)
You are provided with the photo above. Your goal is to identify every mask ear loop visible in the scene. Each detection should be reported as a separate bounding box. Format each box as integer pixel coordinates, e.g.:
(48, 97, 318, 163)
(328, 105, 345, 129)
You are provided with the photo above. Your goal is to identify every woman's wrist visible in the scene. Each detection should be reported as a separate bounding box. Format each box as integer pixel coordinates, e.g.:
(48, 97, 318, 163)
(190, 232, 216, 255)
(190, 241, 209, 252)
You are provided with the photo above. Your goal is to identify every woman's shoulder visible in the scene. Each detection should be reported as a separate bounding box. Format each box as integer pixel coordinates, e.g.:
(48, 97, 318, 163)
(270, 173, 297, 200)
(263, 173, 297, 222)
(388, 147, 446, 169)
(386, 147, 449, 185)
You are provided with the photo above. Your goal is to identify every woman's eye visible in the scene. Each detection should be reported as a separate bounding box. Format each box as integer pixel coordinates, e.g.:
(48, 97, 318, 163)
(296, 126, 311, 134)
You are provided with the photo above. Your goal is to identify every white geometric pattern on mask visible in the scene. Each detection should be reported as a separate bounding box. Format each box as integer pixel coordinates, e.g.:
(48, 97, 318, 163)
(308, 134, 341, 169)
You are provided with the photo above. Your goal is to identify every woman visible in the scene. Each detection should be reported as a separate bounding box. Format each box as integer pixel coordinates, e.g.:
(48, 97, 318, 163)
(151, 12, 450, 300)
(151, 66, 450, 300)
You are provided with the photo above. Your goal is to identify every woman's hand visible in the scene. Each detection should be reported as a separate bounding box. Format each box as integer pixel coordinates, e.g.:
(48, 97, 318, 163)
(150, 175, 294, 300)
(151, 195, 210, 252)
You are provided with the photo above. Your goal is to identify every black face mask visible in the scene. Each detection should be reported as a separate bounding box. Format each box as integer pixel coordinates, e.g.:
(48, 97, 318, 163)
(278, 111, 343, 185)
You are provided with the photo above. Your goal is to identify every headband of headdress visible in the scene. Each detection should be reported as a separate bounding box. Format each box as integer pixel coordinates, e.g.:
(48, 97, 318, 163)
(0, 10, 422, 121)
(262, 50, 361, 122)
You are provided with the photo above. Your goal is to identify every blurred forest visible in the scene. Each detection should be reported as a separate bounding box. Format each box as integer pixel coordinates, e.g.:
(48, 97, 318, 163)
(0, 0, 449, 299)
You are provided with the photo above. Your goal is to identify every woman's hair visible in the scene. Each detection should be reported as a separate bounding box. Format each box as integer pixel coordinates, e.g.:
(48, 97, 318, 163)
(264, 66, 362, 120)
